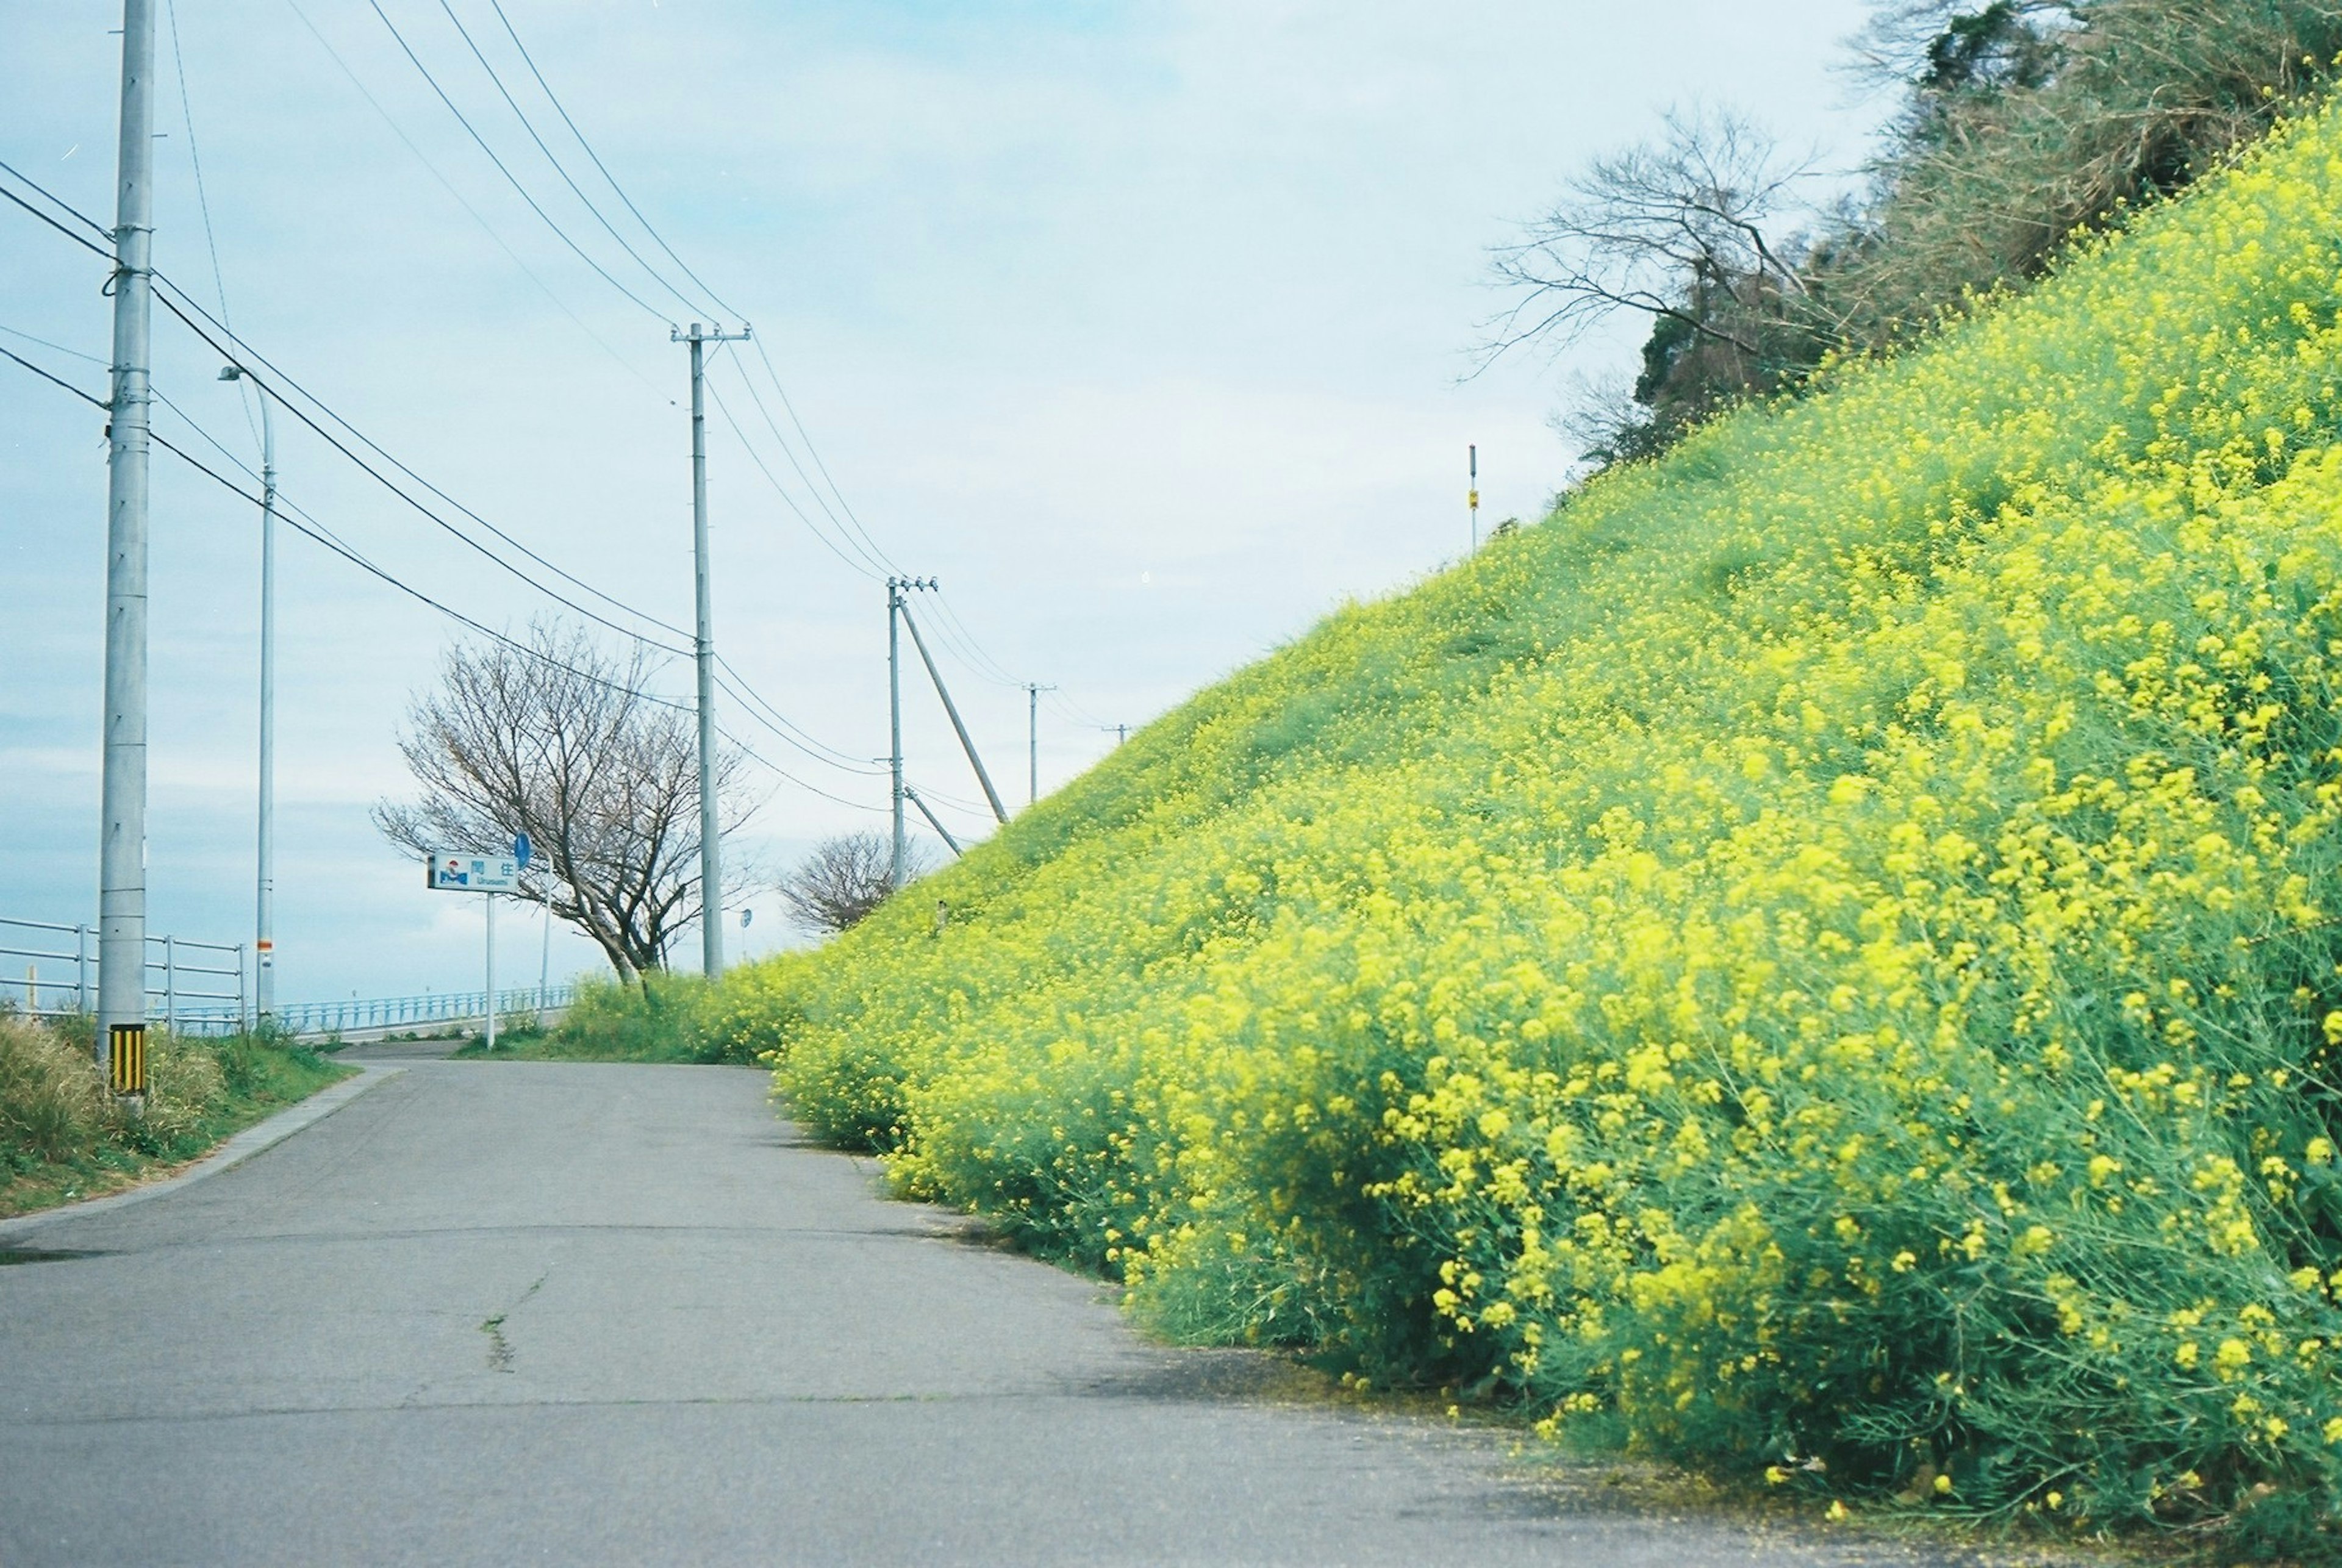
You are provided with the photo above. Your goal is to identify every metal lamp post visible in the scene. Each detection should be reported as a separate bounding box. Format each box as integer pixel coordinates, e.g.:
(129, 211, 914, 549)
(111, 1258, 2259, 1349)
(218, 365, 277, 1022)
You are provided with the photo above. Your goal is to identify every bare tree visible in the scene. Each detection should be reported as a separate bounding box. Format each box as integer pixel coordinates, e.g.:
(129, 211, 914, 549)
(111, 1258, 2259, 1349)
(373, 620, 756, 982)
(778, 831, 930, 936)
(1483, 107, 1824, 372)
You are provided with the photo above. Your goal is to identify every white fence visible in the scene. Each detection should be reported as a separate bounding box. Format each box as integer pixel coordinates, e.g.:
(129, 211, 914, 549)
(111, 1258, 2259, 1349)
(271, 985, 575, 1038)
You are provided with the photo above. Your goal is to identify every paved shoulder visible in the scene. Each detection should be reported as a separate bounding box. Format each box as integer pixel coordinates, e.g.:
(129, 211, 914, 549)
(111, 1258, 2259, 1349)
(1, 1061, 1983, 1566)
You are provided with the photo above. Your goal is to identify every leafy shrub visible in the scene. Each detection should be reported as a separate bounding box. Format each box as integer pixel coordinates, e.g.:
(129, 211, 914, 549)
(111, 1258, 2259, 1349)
(542, 972, 792, 1066)
(747, 93, 2342, 1556)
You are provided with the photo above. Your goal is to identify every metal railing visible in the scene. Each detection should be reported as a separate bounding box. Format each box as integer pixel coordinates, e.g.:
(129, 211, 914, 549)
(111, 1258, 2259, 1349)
(1, 916, 248, 1035)
(270, 984, 575, 1039)
(3, 915, 574, 1039)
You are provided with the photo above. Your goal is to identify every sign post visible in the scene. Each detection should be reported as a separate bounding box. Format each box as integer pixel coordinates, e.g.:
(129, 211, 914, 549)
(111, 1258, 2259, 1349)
(484, 893, 496, 1053)
(425, 851, 521, 1050)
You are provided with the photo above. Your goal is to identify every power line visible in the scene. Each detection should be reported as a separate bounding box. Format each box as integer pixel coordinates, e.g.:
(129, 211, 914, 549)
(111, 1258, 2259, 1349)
(152, 284, 695, 656)
(717, 349, 892, 578)
(484, 0, 742, 321)
(1, 178, 911, 826)
(713, 653, 885, 773)
(279, 0, 660, 394)
(0, 321, 105, 365)
(0, 342, 108, 408)
(1, 159, 693, 653)
(711, 669, 885, 778)
(718, 726, 889, 814)
(700, 364, 885, 580)
(10, 349, 876, 819)
(163, 0, 263, 453)
(746, 335, 901, 574)
(926, 589, 1027, 688)
(362, 0, 675, 323)
(0, 168, 113, 254)
(9, 73, 1106, 809)
(429, 0, 711, 321)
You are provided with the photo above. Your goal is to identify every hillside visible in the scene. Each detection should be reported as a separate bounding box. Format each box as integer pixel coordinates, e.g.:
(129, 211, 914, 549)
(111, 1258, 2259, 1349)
(733, 99, 2342, 1553)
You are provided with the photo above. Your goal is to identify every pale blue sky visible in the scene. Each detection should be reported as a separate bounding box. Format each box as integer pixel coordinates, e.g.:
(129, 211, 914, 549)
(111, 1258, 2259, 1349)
(1, 0, 1883, 1003)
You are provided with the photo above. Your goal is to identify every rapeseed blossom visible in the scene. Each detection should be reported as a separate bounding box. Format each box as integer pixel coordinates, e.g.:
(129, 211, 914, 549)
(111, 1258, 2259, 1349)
(739, 93, 2342, 1556)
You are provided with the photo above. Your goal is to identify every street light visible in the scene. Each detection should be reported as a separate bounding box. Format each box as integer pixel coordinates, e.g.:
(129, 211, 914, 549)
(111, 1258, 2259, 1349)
(218, 364, 278, 1023)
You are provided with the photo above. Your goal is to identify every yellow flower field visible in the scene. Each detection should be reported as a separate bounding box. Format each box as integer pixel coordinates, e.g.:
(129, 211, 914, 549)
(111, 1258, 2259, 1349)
(733, 96, 2342, 1554)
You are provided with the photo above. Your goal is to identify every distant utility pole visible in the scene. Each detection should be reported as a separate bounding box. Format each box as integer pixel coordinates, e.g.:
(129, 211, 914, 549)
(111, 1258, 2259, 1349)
(1116, 724, 1128, 747)
(98, 0, 157, 1089)
(1025, 683, 1055, 806)
(1468, 443, 1479, 551)
(886, 576, 934, 888)
(675, 321, 750, 980)
(218, 364, 276, 1021)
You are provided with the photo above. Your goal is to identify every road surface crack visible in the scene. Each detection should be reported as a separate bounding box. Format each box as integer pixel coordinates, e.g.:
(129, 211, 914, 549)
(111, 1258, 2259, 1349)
(479, 1271, 548, 1373)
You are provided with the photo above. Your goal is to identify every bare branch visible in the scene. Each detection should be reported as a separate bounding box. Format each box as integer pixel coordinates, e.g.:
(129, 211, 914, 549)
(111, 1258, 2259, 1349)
(373, 618, 757, 980)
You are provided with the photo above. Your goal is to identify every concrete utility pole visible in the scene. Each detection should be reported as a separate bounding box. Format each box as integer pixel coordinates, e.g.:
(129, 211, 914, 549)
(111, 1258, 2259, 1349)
(98, 0, 157, 1087)
(675, 321, 750, 980)
(1025, 684, 1055, 806)
(886, 577, 928, 889)
(218, 365, 276, 1020)
(1468, 443, 1479, 552)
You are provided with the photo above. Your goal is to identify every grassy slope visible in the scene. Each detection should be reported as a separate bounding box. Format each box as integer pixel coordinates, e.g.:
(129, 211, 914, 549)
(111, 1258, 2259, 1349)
(739, 101, 2342, 1552)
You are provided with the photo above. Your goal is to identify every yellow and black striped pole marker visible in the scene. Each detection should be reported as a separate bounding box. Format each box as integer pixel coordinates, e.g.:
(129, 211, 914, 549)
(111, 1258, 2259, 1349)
(109, 1022, 148, 1097)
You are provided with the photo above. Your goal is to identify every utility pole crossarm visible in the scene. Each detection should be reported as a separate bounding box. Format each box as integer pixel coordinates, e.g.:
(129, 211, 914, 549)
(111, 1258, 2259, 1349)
(897, 597, 1008, 824)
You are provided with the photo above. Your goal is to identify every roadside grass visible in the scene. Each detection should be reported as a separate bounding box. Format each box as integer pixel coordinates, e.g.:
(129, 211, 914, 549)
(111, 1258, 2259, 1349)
(0, 1014, 353, 1220)
(449, 975, 767, 1065)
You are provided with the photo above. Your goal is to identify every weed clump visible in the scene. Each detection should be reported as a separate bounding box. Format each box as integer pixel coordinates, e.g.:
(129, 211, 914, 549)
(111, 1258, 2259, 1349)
(1, 1014, 346, 1213)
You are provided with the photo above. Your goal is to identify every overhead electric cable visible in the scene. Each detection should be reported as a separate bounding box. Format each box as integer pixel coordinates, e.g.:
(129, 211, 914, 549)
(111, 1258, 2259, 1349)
(279, 0, 659, 393)
(362, 0, 675, 323)
(164, 0, 263, 451)
(153, 286, 692, 654)
(713, 654, 885, 772)
(0, 160, 687, 648)
(700, 371, 884, 580)
(747, 335, 901, 571)
(485, 0, 742, 321)
(711, 669, 887, 777)
(0, 173, 113, 256)
(0, 320, 106, 366)
(2, 168, 893, 815)
(0, 343, 108, 408)
(717, 350, 891, 577)
(430, 0, 712, 321)
(716, 727, 889, 814)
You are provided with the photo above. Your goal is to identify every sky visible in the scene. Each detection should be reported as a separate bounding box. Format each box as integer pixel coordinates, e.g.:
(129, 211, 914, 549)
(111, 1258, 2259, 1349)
(0, 0, 1888, 1008)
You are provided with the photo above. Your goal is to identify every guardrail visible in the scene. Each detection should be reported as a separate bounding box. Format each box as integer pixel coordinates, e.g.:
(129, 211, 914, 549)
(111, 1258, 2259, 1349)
(1, 916, 246, 1035)
(271, 985, 576, 1038)
(2, 915, 575, 1039)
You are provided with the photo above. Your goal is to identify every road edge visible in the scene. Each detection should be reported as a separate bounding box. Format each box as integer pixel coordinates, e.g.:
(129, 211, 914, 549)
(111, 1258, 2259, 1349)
(0, 1065, 404, 1244)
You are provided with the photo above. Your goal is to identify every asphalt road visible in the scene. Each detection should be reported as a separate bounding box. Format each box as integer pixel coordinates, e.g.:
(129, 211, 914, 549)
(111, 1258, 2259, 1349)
(1, 1057, 2013, 1566)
